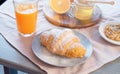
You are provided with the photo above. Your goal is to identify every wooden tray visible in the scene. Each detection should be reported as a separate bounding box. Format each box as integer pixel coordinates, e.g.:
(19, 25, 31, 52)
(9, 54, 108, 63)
(43, 1, 102, 28)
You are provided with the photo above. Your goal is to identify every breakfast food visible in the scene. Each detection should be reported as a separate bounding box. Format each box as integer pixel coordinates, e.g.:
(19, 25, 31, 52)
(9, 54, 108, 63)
(50, 0, 71, 14)
(104, 24, 120, 41)
(40, 29, 86, 58)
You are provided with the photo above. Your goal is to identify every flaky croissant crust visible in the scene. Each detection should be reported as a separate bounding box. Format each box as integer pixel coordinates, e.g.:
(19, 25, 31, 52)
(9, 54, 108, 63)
(40, 29, 86, 58)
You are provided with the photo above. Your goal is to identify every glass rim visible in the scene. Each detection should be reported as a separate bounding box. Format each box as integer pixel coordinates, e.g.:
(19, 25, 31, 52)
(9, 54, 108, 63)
(74, 0, 94, 6)
(13, 0, 39, 4)
(74, 0, 85, 5)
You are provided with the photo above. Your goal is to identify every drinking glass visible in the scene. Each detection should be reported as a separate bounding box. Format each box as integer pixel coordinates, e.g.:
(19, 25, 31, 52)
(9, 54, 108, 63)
(13, 0, 38, 37)
(73, 0, 95, 20)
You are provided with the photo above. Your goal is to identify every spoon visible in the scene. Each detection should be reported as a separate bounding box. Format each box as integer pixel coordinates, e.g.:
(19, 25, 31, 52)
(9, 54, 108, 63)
(81, 1, 115, 5)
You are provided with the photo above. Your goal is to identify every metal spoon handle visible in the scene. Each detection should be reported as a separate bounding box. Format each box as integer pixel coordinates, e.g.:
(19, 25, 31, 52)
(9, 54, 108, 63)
(82, 1, 115, 5)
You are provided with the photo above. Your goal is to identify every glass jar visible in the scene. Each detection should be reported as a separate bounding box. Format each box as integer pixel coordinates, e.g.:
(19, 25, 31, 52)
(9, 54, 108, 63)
(73, 0, 95, 20)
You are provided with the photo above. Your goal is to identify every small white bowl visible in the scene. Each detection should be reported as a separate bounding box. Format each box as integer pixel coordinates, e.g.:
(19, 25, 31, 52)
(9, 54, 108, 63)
(99, 21, 120, 45)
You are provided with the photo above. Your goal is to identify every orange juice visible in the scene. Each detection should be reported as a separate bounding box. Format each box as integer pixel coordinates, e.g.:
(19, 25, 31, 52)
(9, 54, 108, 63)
(15, 4, 38, 34)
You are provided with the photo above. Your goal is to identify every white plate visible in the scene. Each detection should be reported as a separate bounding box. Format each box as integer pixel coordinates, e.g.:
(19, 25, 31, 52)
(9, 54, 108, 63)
(99, 21, 120, 45)
(32, 29, 93, 67)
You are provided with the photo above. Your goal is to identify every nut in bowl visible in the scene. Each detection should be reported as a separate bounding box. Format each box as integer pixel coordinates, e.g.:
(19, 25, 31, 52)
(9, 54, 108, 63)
(99, 21, 120, 45)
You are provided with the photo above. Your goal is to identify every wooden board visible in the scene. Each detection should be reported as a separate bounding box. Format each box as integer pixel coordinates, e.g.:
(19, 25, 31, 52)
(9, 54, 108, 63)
(43, 1, 102, 28)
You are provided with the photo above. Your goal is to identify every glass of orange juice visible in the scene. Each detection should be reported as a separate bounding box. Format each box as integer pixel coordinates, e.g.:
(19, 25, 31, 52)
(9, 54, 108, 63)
(73, 0, 95, 20)
(13, 0, 38, 37)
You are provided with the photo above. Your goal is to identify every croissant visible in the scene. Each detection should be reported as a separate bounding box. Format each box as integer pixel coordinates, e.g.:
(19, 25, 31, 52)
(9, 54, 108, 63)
(40, 29, 86, 58)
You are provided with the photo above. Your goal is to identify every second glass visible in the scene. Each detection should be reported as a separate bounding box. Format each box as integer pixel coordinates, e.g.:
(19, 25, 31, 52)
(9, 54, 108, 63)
(73, 0, 95, 20)
(13, 0, 38, 37)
